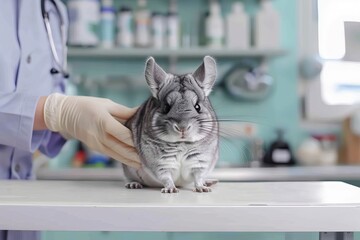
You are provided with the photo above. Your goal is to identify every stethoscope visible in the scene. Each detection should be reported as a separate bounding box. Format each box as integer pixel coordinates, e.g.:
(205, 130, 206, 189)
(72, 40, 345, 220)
(41, 0, 69, 78)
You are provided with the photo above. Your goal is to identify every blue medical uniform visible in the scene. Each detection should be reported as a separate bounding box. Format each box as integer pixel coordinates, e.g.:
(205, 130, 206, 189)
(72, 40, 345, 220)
(0, 0, 68, 239)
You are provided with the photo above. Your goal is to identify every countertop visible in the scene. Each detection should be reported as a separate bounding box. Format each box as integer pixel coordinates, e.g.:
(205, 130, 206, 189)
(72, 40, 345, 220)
(1, 181, 360, 231)
(36, 165, 360, 181)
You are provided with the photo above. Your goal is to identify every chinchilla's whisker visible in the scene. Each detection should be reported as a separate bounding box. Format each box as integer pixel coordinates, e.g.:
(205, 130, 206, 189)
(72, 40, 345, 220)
(199, 129, 218, 138)
(151, 126, 165, 131)
(200, 128, 238, 145)
(199, 126, 255, 163)
(201, 127, 232, 136)
(201, 119, 249, 122)
(220, 140, 242, 159)
(214, 113, 268, 120)
(239, 143, 253, 160)
(199, 129, 239, 156)
(153, 131, 168, 138)
(151, 126, 166, 130)
(200, 119, 273, 129)
(201, 118, 269, 125)
(200, 125, 252, 139)
(203, 129, 251, 159)
(201, 128, 236, 140)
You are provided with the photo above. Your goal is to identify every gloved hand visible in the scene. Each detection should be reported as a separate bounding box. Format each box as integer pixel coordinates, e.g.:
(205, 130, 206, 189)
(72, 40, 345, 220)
(44, 93, 141, 169)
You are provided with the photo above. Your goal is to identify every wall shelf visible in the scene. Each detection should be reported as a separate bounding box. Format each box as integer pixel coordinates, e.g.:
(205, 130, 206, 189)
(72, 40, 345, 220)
(67, 47, 287, 59)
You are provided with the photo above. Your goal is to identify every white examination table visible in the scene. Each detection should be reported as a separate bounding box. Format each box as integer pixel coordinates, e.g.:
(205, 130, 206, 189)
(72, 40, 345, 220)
(0, 181, 359, 240)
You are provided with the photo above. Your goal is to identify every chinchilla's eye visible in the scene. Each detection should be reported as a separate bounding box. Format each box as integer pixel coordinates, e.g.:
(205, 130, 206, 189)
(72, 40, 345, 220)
(194, 103, 201, 113)
(163, 103, 171, 114)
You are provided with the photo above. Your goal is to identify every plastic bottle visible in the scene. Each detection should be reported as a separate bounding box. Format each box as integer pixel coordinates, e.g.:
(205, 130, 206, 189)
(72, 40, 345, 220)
(255, 0, 280, 49)
(205, 0, 224, 49)
(226, 2, 249, 49)
(167, 12, 180, 49)
(100, 5, 115, 48)
(117, 6, 134, 48)
(135, 0, 151, 47)
(152, 12, 165, 49)
(67, 0, 100, 47)
(101, 0, 113, 7)
(263, 129, 296, 166)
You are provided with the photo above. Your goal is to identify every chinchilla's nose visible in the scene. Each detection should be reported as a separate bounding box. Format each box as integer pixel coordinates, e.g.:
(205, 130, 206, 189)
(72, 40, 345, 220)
(173, 122, 192, 133)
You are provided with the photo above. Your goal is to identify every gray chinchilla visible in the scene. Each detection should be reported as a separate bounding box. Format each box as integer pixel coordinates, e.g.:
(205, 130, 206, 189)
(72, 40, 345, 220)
(123, 56, 219, 193)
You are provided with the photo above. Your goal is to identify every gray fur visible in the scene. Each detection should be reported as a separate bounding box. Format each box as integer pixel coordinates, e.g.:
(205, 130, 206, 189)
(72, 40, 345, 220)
(123, 56, 219, 193)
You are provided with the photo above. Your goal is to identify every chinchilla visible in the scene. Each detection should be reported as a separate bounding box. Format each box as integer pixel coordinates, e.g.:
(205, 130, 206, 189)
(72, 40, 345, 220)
(123, 56, 219, 193)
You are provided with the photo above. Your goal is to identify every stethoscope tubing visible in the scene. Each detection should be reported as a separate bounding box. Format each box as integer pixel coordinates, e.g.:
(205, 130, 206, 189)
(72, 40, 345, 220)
(41, 0, 69, 78)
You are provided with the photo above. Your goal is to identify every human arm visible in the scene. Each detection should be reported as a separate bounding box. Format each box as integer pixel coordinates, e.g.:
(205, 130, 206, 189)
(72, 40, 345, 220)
(34, 96, 47, 130)
(0, 93, 52, 152)
(42, 93, 141, 169)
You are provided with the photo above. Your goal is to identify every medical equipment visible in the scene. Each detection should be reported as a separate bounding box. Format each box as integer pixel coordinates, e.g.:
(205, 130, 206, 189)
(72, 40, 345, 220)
(100, 6, 116, 48)
(135, 0, 151, 47)
(205, 0, 224, 49)
(67, 0, 100, 47)
(41, 0, 69, 78)
(167, 12, 180, 49)
(222, 61, 273, 101)
(117, 6, 134, 48)
(226, 2, 249, 49)
(255, 0, 280, 49)
(152, 12, 165, 49)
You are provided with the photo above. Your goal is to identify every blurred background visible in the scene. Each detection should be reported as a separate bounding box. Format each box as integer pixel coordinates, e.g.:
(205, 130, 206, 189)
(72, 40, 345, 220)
(35, 0, 360, 239)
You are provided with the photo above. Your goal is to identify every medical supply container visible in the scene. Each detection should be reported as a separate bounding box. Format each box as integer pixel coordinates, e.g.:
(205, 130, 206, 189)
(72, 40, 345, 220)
(167, 12, 180, 49)
(101, 0, 113, 7)
(263, 129, 295, 166)
(205, 0, 224, 49)
(100, 6, 116, 48)
(151, 12, 165, 49)
(67, 0, 100, 47)
(117, 6, 134, 48)
(135, 0, 151, 47)
(226, 2, 249, 49)
(255, 0, 280, 49)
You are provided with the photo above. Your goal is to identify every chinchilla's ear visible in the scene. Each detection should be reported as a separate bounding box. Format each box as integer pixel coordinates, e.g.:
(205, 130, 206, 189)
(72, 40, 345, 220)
(145, 57, 169, 98)
(192, 56, 217, 96)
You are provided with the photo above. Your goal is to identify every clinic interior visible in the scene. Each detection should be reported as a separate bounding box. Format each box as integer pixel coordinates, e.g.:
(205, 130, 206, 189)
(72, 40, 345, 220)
(14, 0, 360, 239)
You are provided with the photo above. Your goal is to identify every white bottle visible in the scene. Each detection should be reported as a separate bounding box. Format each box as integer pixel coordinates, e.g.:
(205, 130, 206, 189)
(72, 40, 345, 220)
(102, 0, 113, 7)
(205, 0, 224, 49)
(167, 12, 180, 49)
(226, 2, 249, 49)
(255, 0, 280, 49)
(117, 7, 134, 48)
(152, 13, 165, 49)
(135, 0, 151, 47)
(67, 0, 100, 46)
(100, 6, 115, 49)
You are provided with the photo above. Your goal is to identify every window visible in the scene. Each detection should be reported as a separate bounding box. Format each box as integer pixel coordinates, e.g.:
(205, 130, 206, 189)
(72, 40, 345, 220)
(318, 0, 360, 105)
(300, 0, 360, 121)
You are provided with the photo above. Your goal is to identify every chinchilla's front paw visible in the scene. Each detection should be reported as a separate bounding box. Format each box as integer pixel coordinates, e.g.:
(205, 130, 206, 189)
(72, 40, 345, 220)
(204, 179, 219, 187)
(193, 186, 212, 193)
(161, 187, 179, 193)
(125, 182, 144, 189)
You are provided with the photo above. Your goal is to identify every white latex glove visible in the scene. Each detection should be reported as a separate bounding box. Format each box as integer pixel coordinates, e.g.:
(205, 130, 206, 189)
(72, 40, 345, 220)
(44, 93, 141, 169)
